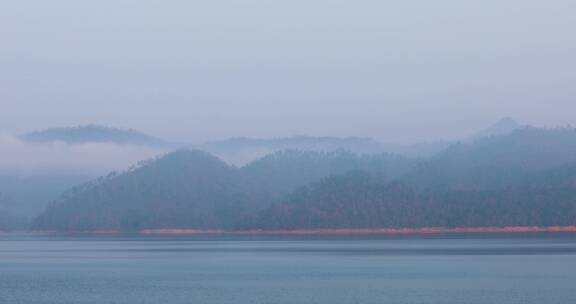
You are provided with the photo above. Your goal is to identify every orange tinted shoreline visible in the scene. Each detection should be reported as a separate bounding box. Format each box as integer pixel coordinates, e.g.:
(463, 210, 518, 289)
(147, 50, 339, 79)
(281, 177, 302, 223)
(29, 226, 576, 236)
(140, 226, 576, 235)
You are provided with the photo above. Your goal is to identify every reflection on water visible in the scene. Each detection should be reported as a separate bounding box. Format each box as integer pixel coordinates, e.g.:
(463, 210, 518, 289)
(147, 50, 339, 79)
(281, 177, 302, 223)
(1, 233, 576, 304)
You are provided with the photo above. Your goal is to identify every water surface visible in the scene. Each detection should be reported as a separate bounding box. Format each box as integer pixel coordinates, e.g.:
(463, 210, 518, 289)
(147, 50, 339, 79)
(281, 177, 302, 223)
(1, 233, 575, 303)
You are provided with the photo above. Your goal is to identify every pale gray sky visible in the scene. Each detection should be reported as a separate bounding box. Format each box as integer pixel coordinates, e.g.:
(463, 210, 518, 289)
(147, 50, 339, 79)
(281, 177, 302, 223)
(1, 0, 575, 143)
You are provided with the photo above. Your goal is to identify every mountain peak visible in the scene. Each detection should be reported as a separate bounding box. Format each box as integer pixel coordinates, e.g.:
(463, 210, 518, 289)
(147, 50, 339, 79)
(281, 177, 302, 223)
(493, 117, 519, 128)
(473, 117, 521, 139)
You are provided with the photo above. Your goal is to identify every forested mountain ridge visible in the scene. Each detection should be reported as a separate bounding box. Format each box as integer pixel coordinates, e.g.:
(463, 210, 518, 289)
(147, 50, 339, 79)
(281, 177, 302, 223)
(33, 150, 414, 231)
(248, 169, 576, 230)
(33, 150, 252, 231)
(242, 150, 415, 198)
(20, 125, 169, 147)
(32, 126, 576, 232)
(407, 127, 576, 190)
(246, 127, 576, 229)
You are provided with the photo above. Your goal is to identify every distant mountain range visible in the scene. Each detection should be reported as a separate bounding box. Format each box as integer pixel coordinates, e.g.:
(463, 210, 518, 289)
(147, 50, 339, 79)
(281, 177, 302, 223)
(407, 126, 576, 190)
(32, 126, 576, 232)
(18, 118, 522, 159)
(251, 127, 576, 230)
(20, 125, 169, 147)
(0, 125, 170, 224)
(202, 118, 523, 163)
(1, 118, 529, 231)
(33, 150, 413, 231)
(202, 136, 447, 164)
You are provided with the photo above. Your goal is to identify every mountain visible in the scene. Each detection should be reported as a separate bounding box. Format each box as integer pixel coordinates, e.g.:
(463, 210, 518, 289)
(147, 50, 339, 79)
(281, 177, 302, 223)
(248, 171, 576, 230)
(472, 117, 522, 139)
(33, 150, 255, 231)
(20, 125, 169, 147)
(33, 149, 415, 231)
(523, 164, 576, 189)
(247, 127, 576, 230)
(407, 127, 576, 190)
(202, 119, 521, 165)
(34, 125, 576, 232)
(204, 136, 451, 165)
(242, 150, 415, 197)
(2, 125, 168, 227)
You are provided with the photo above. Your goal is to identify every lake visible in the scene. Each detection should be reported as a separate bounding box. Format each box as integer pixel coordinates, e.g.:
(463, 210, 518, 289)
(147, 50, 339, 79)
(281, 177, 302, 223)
(1, 233, 576, 303)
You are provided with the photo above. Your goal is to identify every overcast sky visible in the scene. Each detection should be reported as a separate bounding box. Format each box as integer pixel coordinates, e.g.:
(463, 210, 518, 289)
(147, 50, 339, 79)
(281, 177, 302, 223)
(1, 0, 575, 144)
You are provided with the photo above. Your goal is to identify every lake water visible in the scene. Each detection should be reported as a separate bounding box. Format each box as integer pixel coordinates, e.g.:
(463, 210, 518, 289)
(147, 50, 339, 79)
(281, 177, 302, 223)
(1, 233, 576, 303)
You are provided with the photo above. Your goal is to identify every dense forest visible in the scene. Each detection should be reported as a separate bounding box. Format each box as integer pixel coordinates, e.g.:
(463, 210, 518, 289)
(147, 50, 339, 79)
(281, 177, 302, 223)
(247, 171, 576, 229)
(407, 127, 576, 190)
(33, 150, 412, 231)
(25, 127, 576, 232)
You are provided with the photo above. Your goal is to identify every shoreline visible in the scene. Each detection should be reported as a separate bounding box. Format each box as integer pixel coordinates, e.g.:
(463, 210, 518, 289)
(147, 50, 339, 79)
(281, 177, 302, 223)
(142, 226, 576, 235)
(25, 226, 576, 236)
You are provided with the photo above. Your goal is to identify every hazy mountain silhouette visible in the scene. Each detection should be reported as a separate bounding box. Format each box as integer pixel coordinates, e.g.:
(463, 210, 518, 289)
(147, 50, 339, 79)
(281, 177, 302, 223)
(33, 149, 415, 231)
(202, 118, 522, 165)
(471, 117, 522, 139)
(31, 124, 576, 232)
(33, 150, 251, 231)
(20, 125, 169, 147)
(406, 127, 576, 190)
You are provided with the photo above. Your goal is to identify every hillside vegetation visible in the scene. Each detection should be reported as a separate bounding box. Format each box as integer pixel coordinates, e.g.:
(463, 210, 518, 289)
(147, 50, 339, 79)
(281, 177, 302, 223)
(33, 127, 576, 231)
(34, 150, 413, 231)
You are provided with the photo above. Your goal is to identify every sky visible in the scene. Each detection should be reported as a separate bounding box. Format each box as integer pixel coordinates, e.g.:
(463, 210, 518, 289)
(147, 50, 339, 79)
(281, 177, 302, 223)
(1, 0, 575, 144)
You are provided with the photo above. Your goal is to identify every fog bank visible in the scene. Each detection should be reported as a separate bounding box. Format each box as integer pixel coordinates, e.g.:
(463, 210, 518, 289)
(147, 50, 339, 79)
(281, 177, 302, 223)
(0, 134, 166, 176)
